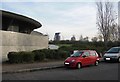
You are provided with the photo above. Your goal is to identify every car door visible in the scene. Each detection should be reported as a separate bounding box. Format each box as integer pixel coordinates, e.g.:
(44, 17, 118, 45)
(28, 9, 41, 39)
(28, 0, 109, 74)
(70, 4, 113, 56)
(89, 51, 97, 64)
(81, 51, 91, 66)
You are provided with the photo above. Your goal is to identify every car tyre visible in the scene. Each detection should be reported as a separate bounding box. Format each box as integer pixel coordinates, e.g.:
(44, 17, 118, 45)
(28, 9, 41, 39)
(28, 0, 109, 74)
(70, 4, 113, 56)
(118, 57, 120, 63)
(94, 61, 99, 66)
(77, 63, 81, 69)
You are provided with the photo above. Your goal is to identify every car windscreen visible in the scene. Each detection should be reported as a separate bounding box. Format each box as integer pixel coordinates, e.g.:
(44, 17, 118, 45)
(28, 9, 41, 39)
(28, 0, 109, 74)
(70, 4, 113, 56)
(71, 51, 83, 57)
(107, 47, 120, 53)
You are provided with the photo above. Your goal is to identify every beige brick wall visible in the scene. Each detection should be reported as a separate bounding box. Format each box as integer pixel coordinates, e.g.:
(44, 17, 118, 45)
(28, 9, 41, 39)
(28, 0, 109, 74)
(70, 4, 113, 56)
(0, 30, 48, 62)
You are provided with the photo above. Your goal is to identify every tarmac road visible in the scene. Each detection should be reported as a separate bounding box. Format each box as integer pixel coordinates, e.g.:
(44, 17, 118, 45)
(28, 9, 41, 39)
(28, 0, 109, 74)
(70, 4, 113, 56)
(2, 62, 119, 80)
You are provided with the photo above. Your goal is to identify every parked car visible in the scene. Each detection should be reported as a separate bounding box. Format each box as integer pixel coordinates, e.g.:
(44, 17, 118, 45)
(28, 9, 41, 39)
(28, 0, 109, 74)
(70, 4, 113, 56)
(103, 47, 120, 62)
(64, 50, 100, 69)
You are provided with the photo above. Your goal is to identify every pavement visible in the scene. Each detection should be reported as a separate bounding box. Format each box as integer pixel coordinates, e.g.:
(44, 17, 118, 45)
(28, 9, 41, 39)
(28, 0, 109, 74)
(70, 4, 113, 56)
(2, 58, 104, 74)
(2, 60, 64, 74)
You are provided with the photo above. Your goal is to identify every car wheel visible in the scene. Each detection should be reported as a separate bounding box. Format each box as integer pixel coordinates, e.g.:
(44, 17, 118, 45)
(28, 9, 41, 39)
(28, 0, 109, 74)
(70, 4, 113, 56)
(77, 63, 81, 69)
(95, 61, 99, 66)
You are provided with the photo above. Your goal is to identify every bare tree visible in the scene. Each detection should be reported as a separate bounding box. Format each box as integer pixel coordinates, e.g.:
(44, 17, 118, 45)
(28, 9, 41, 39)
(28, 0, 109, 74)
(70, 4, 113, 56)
(79, 35, 84, 41)
(109, 23, 119, 41)
(96, 1, 116, 48)
(71, 35, 76, 41)
(118, 25, 120, 41)
(83, 36, 89, 42)
(91, 37, 98, 42)
(98, 34, 103, 41)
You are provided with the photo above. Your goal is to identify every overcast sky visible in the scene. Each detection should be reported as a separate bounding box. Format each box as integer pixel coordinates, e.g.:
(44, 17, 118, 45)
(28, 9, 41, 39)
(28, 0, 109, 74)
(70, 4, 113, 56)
(1, 0, 119, 40)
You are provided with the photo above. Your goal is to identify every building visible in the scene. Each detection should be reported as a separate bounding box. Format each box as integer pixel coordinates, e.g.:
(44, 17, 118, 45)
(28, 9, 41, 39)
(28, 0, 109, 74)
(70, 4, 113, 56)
(0, 10, 49, 62)
(71, 35, 76, 41)
(54, 32, 60, 41)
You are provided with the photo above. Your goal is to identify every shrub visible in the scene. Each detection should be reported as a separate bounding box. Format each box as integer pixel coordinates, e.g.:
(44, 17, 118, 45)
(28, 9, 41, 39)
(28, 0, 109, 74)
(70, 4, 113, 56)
(59, 46, 74, 54)
(32, 50, 45, 61)
(59, 50, 70, 59)
(53, 50, 61, 59)
(7, 49, 71, 63)
(40, 49, 56, 59)
(41, 49, 56, 59)
(33, 49, 69, 60)
(20, 51, 35, 63)
(44, 49, 51, 59)
(8, 52, 23, 63)
(7, 51, 35, 63)
(8, 52, 17, 63)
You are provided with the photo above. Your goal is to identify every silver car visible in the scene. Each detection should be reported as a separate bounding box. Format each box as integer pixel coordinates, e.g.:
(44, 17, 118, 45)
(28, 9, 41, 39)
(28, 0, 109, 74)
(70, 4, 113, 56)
(103, 47, 120, 62)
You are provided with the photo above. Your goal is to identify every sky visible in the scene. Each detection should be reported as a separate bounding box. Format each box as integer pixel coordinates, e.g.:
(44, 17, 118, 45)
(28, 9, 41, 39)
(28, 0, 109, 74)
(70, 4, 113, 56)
(0, 0, 119, 40)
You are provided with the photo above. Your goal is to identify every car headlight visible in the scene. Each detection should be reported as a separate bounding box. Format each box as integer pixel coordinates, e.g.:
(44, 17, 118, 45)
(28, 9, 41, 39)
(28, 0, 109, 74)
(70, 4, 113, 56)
(71, 60, 75, 62)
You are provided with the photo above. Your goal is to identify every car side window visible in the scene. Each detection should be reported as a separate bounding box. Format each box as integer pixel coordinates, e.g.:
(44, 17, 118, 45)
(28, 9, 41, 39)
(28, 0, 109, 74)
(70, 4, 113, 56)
(91, 51, 96, 56)
(91, 51, 99, 57)
(83, 52, 90, 57)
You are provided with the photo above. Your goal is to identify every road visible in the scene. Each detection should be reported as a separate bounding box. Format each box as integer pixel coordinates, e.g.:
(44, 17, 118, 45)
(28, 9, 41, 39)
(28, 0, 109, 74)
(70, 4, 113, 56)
(2, 62, 119, 80)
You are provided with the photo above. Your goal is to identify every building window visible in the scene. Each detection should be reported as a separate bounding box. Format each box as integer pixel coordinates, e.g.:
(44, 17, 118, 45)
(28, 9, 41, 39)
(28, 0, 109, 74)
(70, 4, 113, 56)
(7, 25, 19, 32)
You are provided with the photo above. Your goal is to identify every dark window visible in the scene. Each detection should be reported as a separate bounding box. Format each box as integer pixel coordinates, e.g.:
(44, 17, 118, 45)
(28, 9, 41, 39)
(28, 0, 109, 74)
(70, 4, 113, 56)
(107, 47, 120, 53)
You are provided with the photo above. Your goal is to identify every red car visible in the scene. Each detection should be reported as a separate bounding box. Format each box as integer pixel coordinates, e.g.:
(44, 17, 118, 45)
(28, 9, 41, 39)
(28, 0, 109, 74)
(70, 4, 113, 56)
(64, 50, 100, 69)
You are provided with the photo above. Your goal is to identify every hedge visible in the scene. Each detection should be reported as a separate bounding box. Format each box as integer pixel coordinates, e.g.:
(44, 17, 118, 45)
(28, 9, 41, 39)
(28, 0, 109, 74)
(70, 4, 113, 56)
(8, 51, 35, 63)
(32, 50, 45, 61)
(8, 49, 70, 63)
(57, 50, 70, 59)
(8, 52, 22, 63)
(20, 51, 35, 63)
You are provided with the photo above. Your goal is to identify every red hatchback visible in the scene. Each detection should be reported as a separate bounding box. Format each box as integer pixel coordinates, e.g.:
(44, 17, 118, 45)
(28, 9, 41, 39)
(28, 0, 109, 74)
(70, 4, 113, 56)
(64, 50, 100, 69)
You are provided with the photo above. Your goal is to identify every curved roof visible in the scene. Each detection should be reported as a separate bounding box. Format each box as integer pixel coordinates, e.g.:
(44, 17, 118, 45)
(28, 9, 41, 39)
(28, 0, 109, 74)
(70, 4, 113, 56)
(1, 10, 42, 30)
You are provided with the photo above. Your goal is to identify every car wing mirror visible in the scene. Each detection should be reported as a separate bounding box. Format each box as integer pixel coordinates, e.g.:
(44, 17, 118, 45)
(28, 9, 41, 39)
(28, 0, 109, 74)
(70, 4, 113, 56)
(82, 55, 86, 58)
(70, 54, 73, 57)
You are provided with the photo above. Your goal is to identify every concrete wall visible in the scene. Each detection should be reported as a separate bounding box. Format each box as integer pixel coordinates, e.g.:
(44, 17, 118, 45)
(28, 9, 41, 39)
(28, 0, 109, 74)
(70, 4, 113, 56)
(0, 30, 48, 62)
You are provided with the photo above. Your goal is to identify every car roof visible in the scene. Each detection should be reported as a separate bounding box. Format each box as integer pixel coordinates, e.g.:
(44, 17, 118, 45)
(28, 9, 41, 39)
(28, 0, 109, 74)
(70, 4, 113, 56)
(76, 50, 96, 52)
(111, 47, 120, 48)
